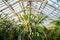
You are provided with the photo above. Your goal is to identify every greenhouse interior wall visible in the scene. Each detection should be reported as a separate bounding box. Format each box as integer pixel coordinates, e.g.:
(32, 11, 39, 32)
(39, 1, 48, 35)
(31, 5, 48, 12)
(0, 0, 60, 40)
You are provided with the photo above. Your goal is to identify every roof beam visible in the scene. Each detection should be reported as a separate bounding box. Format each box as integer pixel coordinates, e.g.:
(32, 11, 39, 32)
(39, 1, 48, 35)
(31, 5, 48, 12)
(0, 1, 19, 12)
(18, 0, 43, 2)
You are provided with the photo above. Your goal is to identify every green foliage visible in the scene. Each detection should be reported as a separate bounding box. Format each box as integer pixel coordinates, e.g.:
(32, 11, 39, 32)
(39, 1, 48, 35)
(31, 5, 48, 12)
(18, 12, 47, 40)
(0, 7, 48, 40)
(1, 10, 60, 40)
(57, 0, 60, 2)
(0, 13, 47, 40)
(0, 14, 19, 40)
(45, 19, 60, 40)
(1, 11, 60, 40)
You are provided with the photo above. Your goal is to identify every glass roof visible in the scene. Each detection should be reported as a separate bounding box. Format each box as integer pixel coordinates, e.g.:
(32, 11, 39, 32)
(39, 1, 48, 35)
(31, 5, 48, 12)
(0, 0, 60, 26)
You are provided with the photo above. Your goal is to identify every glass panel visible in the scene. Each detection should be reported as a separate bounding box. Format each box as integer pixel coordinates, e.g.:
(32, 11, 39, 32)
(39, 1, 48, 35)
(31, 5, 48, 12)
(12, 3, 21, 12)
(2, 8, 12, 14)
(8, 0, 19, 4)
(0, 2, 7, 10)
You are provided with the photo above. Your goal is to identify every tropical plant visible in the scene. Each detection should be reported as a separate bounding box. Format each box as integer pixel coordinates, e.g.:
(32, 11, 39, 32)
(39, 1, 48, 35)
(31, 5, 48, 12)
(0, 7, 48, 40)
(0, 14, 19, 40)
(17, 7, 48, 40)
(45, 19, 60, 40)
